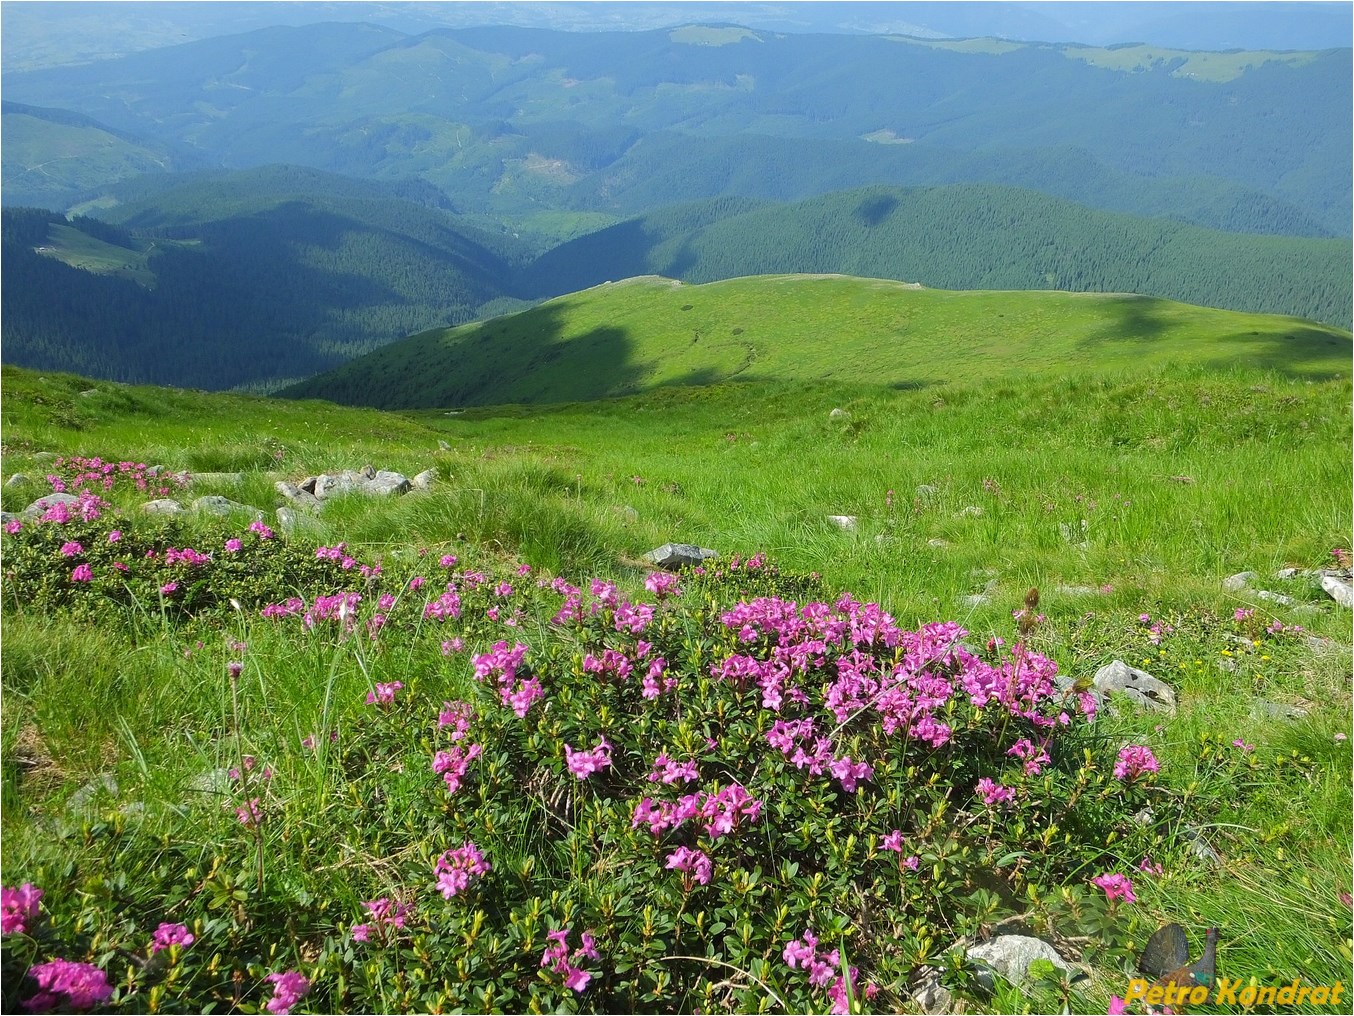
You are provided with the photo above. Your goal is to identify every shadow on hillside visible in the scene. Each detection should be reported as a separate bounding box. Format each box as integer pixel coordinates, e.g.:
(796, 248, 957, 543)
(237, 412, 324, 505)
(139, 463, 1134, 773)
(1200, 326, 1353, 379)
(383, 300, 650, 412)
(1078, 294, 1175, 345)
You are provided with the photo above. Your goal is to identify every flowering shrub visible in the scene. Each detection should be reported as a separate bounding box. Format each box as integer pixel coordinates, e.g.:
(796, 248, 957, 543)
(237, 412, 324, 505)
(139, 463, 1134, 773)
(1, 518, 1168, 1013)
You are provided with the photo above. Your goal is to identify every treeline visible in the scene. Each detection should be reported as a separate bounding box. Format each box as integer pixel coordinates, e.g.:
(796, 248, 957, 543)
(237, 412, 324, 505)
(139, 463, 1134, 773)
(527, 185, 1354, 329)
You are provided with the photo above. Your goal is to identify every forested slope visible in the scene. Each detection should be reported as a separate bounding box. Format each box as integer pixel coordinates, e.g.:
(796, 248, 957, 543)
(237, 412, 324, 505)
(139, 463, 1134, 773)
(524, 185, 1353, 328)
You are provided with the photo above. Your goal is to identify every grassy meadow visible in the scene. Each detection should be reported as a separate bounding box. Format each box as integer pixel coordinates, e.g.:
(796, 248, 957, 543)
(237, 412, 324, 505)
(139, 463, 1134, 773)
(1, 313, 1351, 1014)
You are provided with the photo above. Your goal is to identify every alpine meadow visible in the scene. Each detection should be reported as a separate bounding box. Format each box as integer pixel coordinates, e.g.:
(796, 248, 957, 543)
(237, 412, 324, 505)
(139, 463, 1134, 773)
(1, 4, 1350, 1016)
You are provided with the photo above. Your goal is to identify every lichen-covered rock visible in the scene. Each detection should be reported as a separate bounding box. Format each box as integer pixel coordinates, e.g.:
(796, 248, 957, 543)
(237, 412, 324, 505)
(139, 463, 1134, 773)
(642, 543, 718, 570)
(1092, 660, 1176, 713)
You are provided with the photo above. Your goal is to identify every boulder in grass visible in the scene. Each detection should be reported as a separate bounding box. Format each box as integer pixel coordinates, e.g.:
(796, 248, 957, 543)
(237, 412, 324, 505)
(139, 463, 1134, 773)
(966, 935, 1073, 988)
(826, 515, 857, 530)
(411, 469, 437, 491)
(1092, 660, 1176, 713)
(22, 492, 80, 517)
(193, 495, 263, 520)
(1321, 574, 1353, 608)
(366, 470, 411, 496)
(1222, 571, 1257, 592)
(143, 499, 186, 516)
(5, 473, 30, 488)
(642, 543, 718, 570)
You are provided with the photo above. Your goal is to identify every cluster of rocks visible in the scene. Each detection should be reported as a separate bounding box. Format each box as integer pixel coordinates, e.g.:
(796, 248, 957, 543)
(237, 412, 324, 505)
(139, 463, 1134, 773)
(1224, 567, 1352, 609)
(2, 465, 438, 535)
(275, 466, 436, 511)
(641, 543, 718, 570)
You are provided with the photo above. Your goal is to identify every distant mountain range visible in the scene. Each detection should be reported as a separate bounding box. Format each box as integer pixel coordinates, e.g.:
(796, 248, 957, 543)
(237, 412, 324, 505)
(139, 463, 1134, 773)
(4, 23, 1349, 236)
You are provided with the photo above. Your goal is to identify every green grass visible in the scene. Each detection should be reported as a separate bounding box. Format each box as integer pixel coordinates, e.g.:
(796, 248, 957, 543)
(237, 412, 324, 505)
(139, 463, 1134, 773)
(1, 355, 1350, 1013)
(282, 274, 1352, 410)
(34, 223, 167, 287)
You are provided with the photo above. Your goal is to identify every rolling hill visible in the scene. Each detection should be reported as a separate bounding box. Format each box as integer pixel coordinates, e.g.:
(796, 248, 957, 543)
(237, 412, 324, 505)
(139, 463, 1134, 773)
(280, 274, 1353, 410)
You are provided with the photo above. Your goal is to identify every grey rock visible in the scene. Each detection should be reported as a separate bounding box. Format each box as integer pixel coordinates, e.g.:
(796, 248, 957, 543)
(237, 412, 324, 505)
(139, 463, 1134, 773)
(78, 388, 98, 397)
(617, 505, 639, 524)
(360, 464, 376, 479)
(186, 471, 243, 486)
(275, 506, 323, 537)
(1132, 806, 1154, 826)
(32, 452, 57, 462)
(5, 473, 30, 488)
(926, 538, 950, 548)
(1055, 585, 1097, 596)
(1321, 574, 1352, 608)
(186, 768, 231, 796)
(0, 511, 22, 525)
(915, 483, 939, 499)
(1318, 567, 1354, 580)
(1217, 658, 1237, 672)
(643, 543, 718, 569)
(67, 774, 118, 814)
(826, 515, 857, 530)
(966, 935, 1072, 986)
(962, 593, 991, 607)
(298, 476, 319, 495)
(829, 407, 848, 419)
(1182, 826, 1221, 867)
(143, 498, 186, 515)
(437, 440, 451, 451)
(1255, 589, 1294, 606)
(911, 971, 953, 1013)
(193, 495, 262, 520)
(1222, 571, 1257, 592)
(956, 505, 983, 518)
(23, 492, 80, 517)
(1253, 700, 1308, 720)
(1093, 660, 1176, 713)
(275, 481, 322, 510)
(1274, 567, 1307, 580)
(365, 470, 411, 496)
(411, 469, 437, 490)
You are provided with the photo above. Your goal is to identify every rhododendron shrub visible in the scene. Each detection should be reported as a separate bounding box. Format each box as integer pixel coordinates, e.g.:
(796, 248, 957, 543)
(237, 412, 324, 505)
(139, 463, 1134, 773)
(2, 525, 1161, 1014)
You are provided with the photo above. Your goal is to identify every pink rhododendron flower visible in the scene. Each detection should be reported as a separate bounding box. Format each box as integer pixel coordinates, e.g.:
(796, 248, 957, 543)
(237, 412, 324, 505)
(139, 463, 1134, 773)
(2, 883, 42, 935)
(434, 841, 490, 899)
(366, 681, 403, 706)
(564, 738, 613, 779)
(433, 743, 482, 794)
(1113, 745, 1159, 781)
(1232, 738, 1254, 752)
(975, 777, 1015, 808)
(21, 957, 112, 1012)
(70, 564, 93, 583)
(1092, 872, 1136, 904)
(665, 846, 713, 885)
(224, 538, 242, 552)
(60, 541, 84, 557)
(151, 922, 195, 953)
(263, 971, 310, 1015)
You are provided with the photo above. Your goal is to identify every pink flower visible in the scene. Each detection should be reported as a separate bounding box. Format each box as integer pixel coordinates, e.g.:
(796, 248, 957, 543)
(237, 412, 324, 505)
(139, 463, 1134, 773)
(1108, 996, 1128, 1015)
(665, 846, 713, 886)
(235, 798, 263, 828)
(564, 738, 613, 779)
(21, 957, 112, 1012)
(645, 571, 681, 598)
(3, 519, 22, 534)
(434, 841, 490, 899)
(1091, 872, 1136, 904)
(59, 541, 84, 557)
(975, 777, 1015, 808)
(2, 883, 42, 935)
(160, 581, 178, 595)
(224, 538, 242, 552)
(70, 564, 93, 583)
(881, 830, 904, 853)
(541, 925, 598, 993)
(1232, 738, 1254, 753)
(1113, 745, 1159, 781)
(1138, 858, 1165, 876)
(248, 521, 274, 540)
(151, 922, 195, 953)
(264, 970, 310, 1015)
(366, 681, 403, 706)
(440, 553, 457, 568)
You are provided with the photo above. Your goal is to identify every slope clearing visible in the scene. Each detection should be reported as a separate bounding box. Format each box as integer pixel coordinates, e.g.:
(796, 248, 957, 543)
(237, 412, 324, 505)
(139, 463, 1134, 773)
(282, 274, 1353, 409)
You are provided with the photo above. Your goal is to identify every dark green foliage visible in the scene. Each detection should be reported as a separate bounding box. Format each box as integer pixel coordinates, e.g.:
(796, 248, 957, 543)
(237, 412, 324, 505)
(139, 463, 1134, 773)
(528, 184, 1352, 328)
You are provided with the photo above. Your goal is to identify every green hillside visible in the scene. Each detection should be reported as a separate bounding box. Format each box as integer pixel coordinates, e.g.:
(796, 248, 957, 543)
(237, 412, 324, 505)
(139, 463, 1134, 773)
(4, 23, 1348, 235)
(282, 274, 1353, 409)
(524, 185, 1354, 327)
(0, 101, 186, 209)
